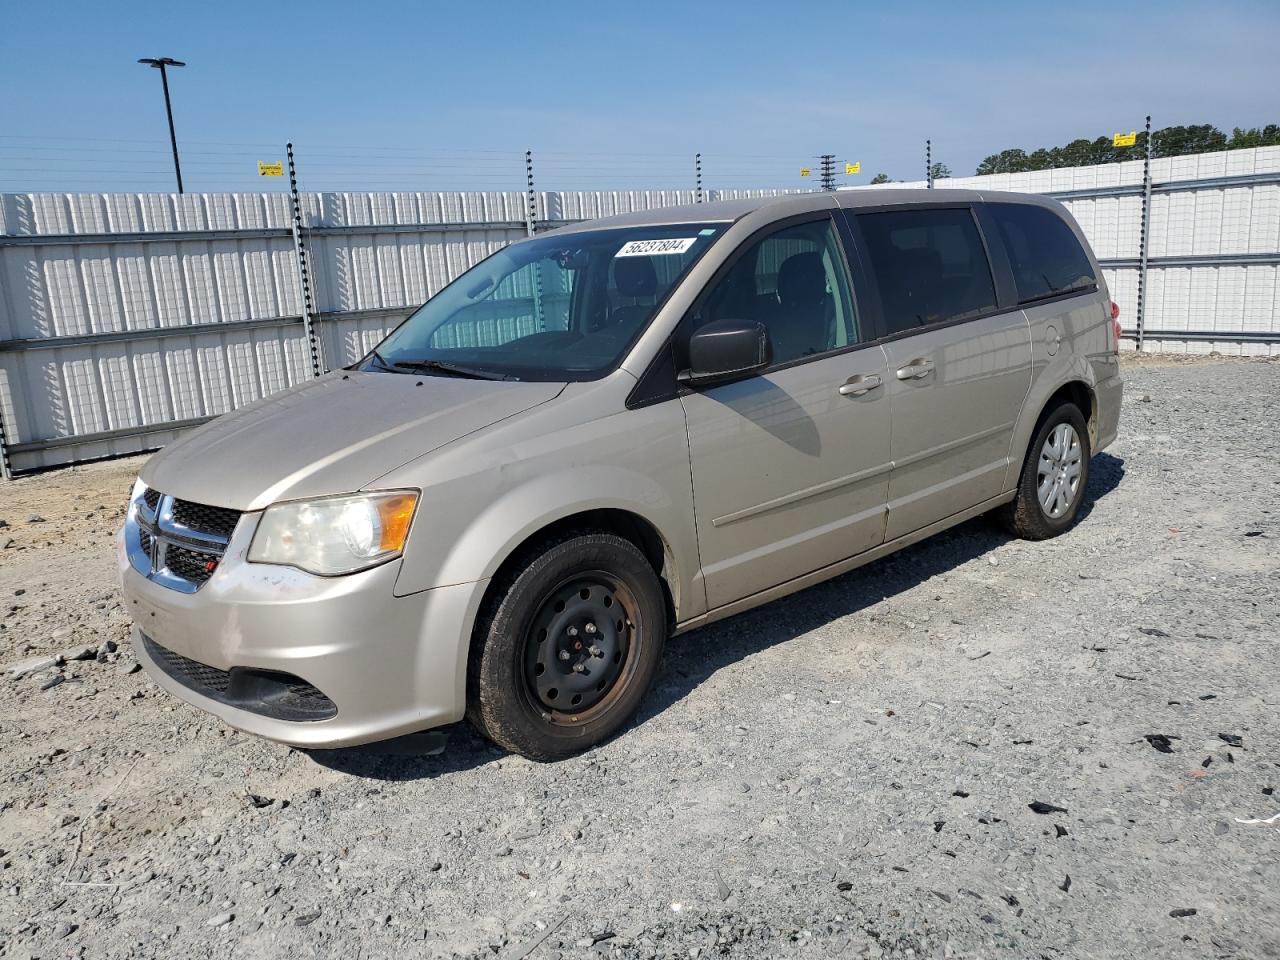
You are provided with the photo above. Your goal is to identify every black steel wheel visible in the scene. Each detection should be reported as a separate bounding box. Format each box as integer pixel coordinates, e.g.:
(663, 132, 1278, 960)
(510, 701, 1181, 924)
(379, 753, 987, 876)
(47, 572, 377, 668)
(523, 573, 639, 719)
(467, 531, 667, 760)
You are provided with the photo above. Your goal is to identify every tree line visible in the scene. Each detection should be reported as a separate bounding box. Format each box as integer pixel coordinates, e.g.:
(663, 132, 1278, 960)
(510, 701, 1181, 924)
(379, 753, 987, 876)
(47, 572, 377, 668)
(866, 123, 1279, 183)
(974, 123, 1280, 175)
(870, 163, 950, 185)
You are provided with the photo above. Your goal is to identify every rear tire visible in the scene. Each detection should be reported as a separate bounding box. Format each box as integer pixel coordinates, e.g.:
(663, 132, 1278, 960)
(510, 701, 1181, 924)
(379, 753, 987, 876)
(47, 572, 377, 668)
(999, 401, 1091, 540)
(467, 531, 666, 760)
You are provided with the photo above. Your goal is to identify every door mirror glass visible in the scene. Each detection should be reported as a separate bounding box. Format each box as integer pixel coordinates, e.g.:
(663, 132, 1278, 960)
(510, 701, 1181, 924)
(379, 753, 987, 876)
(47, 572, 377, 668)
(681, 319, 772, 387)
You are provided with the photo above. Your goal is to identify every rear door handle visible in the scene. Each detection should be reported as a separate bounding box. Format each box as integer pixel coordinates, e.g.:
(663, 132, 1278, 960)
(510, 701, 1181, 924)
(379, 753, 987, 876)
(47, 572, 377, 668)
(895, 358, 935, 380)
(838, 373, 882, 397)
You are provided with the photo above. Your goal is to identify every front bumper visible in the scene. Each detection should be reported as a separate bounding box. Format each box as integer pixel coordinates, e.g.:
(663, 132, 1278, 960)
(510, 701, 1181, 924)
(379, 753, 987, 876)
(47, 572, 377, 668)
(118, 524, 488, 748)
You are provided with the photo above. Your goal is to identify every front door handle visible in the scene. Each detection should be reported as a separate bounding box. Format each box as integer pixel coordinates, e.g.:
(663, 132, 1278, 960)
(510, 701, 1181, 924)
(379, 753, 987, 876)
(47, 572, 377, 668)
(895, 357, 935, 380)
(838, 373, 882, 397)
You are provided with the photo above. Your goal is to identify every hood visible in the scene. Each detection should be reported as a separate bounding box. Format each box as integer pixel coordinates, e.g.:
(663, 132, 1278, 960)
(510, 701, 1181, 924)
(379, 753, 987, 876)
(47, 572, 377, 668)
(140, 372, 565, 510)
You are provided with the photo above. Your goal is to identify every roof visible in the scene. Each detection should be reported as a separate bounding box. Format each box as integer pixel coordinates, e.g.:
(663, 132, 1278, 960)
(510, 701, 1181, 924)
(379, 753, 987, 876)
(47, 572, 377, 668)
(833, 186, 987, 207)
(549, 196, 784, 234)
(548, 187, 1052, 235)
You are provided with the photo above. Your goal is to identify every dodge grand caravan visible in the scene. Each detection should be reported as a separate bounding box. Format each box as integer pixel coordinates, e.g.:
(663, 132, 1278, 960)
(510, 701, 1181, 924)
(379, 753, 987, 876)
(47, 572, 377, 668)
(120, 189, 1123, 759)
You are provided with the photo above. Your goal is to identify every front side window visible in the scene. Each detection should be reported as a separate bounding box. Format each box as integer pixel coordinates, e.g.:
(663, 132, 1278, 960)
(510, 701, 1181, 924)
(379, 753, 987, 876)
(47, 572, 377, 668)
(987, 202, 1097, 304)
(689, 218, 860, 366)
(368, 224, 726, 381)
(856, 208, 997, 336)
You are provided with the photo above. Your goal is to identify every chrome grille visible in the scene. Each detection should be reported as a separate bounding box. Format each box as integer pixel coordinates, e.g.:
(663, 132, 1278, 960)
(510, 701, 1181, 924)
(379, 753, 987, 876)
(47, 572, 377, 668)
(127, 486, 242, 593)
(166, 545, 218, 584)
(172, 500, 241, 540)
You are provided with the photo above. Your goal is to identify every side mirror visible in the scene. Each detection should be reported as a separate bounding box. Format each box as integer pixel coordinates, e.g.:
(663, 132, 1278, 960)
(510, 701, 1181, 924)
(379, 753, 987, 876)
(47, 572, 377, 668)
(679, 319, 772, 387)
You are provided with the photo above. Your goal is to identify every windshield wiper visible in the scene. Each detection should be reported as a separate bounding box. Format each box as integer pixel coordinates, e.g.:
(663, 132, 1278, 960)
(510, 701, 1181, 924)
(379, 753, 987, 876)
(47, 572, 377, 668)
(385, 357, 513, 381)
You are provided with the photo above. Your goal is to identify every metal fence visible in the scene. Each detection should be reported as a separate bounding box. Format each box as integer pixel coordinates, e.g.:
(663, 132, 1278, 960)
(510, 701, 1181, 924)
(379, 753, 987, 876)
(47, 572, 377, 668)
(1, 144, 1278, 477)
(0, 187, 788, 476)
(885, 143, 1280, 355)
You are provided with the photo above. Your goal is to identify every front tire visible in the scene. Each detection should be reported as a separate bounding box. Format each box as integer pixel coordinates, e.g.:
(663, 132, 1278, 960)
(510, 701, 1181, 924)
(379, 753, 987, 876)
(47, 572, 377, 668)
(467, 531, 667, 760)
(999, 401, 1091, 540)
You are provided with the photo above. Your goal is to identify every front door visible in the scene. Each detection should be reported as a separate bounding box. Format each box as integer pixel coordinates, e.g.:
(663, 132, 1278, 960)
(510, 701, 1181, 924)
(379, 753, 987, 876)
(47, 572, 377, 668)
(679, 215, 893, 610)
(847, 206, 1032, 541)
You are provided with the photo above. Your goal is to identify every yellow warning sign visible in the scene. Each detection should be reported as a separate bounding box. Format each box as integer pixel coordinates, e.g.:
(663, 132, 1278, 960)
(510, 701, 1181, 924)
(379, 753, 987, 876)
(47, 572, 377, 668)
(1113, 132, 1137, 148)
(845, 162, 861, 175)
(258, 161, 284, 177)
(799, 167, 812, 178)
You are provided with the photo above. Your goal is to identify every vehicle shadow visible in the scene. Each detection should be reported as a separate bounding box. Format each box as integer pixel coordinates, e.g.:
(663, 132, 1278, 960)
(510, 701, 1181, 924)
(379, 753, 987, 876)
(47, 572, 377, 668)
(1078, 451, 1125, 523)
(307, 724, 502, 781)
(310, 452, 1125, 781)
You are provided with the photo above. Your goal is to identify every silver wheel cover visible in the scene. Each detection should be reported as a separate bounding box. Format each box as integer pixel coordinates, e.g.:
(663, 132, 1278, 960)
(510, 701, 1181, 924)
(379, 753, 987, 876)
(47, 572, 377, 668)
(1037, 423, 1083, 519)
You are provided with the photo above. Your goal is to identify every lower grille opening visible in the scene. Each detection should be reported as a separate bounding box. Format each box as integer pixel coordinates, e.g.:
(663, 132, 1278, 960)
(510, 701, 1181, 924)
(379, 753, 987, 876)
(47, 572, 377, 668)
(142, 635, 337, 722)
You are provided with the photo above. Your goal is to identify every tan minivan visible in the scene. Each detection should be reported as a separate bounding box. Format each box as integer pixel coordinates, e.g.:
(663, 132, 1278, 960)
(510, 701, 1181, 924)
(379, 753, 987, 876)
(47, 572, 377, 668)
(119, 189, 1123, 759)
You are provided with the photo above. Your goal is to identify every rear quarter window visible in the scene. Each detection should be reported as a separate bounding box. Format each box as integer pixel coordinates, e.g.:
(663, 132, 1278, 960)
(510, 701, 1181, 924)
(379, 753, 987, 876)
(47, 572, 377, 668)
(987, 203, 1097, 304)
(854, 207, 998, 336)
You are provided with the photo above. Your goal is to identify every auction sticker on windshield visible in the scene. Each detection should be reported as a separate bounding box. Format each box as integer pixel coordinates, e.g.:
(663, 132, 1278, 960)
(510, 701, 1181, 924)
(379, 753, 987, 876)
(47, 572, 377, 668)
(615, 237, 697, 257)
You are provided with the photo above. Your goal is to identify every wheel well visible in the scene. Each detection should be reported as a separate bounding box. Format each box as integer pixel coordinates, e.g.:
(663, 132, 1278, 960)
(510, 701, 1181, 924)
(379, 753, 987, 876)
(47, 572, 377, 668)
(1040, 380, 1097, 445)
(480, 509, 678, 629)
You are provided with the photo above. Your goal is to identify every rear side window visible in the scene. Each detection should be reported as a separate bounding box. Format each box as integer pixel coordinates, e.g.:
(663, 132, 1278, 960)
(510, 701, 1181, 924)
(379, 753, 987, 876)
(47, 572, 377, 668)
(855, 208, 997, 336)
(986, 203, 1096, 304)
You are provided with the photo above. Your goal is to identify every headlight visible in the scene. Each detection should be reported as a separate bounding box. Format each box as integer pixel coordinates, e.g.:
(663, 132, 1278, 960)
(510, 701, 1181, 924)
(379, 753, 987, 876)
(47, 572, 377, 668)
(248, 491, 418, 576)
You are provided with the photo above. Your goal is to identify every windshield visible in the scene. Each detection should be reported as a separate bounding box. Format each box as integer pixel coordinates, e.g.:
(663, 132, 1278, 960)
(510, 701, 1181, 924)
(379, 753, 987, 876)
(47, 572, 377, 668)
(363, 223, 727, 381)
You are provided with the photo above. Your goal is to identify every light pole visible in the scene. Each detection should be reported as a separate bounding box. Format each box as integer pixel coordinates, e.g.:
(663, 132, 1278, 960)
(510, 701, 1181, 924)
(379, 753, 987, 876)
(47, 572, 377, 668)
(137, 57, 186, 193)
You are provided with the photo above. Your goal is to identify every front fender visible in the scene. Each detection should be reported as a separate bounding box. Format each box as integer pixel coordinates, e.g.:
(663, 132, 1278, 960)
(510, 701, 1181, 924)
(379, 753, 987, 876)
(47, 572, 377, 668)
(384, 387, 703, 621)
(435, 466, 695, 618)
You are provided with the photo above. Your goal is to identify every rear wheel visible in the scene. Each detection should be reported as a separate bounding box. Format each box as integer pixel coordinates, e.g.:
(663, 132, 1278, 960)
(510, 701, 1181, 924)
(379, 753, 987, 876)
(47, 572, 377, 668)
(467, 532, 666, 760)
(999, 402, 1090, 540)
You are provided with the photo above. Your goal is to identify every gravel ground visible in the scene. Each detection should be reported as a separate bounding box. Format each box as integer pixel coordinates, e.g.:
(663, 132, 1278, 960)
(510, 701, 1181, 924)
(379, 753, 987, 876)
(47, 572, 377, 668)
(1, 354, 1277, 960)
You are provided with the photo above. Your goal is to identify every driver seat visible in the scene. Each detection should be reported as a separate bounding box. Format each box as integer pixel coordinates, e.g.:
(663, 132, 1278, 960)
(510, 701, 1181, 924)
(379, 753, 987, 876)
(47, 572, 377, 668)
(770, 252, 833, 362)
(607, 257, 659, 335)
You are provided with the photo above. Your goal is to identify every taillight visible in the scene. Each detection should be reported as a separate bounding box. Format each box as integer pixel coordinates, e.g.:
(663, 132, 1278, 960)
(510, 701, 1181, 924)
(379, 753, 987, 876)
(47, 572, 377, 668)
(1110, 301, 1122, 353)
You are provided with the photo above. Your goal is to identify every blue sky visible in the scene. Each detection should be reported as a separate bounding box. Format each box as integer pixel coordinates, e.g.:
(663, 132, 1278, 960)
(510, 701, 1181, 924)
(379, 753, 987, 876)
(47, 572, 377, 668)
(1, 0, 1277, 194)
